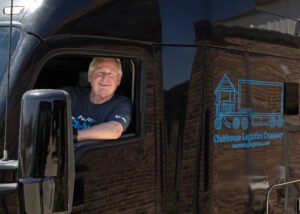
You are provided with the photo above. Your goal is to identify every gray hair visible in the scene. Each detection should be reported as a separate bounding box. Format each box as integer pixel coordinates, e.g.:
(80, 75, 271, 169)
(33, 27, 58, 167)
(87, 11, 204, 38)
(88, 57, 122, 76)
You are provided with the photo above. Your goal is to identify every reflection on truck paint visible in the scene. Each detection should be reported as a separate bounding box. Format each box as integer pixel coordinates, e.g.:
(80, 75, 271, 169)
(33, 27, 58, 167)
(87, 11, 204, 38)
(214, 74, 283, 130)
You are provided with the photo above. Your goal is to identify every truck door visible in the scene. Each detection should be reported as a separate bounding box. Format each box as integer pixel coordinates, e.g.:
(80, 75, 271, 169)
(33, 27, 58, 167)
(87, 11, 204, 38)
(156, 44, 300, 214)
(0, 35, 160, 213)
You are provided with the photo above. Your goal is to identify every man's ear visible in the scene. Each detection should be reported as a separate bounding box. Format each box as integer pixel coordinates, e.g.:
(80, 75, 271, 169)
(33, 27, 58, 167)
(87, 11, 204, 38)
(117, 75, 122, 86)
(88, 71, 91, 83)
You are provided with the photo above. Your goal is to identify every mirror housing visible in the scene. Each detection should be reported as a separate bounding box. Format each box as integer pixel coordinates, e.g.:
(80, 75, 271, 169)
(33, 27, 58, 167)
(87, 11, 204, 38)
(18, 89, 75, 214)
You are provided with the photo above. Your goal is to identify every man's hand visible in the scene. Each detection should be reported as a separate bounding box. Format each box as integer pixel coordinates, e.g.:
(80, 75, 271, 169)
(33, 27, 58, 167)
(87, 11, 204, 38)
(77, 121, 123, 141)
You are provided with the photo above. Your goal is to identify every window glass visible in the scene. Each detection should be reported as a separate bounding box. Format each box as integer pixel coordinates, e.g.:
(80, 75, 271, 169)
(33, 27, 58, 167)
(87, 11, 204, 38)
(34, 55, 140, 136)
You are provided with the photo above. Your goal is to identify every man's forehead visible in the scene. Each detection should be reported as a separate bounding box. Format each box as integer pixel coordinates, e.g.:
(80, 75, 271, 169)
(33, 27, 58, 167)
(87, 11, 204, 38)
(92, 61, 119, 72)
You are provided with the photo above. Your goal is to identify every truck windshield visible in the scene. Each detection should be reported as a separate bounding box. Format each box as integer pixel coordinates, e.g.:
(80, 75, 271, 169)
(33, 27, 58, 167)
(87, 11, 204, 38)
(0, 27, 20, 82)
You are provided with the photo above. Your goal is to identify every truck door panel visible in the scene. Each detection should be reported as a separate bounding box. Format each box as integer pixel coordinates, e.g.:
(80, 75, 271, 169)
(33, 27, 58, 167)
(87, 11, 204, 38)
(157, 45, 300, 214)
(1, 36, 158, 213)
(203, 50, 300, 214)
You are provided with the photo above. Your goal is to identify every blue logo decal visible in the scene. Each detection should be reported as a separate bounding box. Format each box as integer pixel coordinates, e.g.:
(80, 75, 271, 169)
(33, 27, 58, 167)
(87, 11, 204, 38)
(214, 74, 283, 130)
(72, 116, 93, 130)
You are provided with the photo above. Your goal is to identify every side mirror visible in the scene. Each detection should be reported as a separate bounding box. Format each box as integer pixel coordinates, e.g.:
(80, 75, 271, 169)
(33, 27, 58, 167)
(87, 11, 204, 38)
(18, 90, 75, 214)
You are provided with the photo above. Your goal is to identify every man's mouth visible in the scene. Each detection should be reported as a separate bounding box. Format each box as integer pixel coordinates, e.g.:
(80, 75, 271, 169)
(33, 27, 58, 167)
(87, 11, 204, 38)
(99, 83, 109, 87)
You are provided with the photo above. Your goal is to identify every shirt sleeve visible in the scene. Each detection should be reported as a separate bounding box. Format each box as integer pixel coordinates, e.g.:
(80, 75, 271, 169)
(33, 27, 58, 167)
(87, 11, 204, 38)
(107, 97, 132, 133)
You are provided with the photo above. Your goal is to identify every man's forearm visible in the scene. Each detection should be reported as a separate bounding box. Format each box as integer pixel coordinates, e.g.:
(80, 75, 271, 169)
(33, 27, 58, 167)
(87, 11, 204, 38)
(77, 121, 123, 141)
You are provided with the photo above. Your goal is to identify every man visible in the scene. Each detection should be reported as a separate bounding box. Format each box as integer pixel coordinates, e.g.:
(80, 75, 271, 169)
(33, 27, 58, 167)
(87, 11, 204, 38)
(62, 57, 131, 142)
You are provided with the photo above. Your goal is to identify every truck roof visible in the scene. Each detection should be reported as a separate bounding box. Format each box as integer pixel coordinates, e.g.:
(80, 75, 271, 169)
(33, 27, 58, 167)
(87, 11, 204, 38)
(0, 0, 161, 42)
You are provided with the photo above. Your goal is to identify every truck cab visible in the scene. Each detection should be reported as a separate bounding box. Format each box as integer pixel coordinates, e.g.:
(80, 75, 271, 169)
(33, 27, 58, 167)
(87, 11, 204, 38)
(1, 0, 300, 214)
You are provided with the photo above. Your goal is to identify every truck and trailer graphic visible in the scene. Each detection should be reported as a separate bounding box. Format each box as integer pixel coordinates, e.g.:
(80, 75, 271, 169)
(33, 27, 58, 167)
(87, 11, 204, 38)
(214, 74, 283, 130)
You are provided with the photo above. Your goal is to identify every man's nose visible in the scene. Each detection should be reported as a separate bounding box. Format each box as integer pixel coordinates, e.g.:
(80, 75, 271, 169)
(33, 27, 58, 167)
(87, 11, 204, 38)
(101, 73, 110, 81)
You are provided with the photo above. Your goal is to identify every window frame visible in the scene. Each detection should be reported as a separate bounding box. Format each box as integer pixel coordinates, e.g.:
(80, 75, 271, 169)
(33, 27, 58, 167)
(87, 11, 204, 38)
(32, 48, 146, 163)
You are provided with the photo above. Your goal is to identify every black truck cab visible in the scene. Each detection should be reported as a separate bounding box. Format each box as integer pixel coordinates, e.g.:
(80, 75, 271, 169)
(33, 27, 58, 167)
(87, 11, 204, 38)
(1, 0, 300, 213)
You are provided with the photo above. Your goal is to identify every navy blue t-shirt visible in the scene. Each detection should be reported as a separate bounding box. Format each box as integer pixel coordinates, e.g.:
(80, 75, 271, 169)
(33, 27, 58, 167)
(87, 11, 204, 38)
(62, 86, 131, 132)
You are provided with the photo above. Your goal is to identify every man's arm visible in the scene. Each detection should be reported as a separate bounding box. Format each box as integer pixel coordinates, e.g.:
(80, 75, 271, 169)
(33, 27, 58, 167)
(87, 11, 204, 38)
(77, 121, 123, 141)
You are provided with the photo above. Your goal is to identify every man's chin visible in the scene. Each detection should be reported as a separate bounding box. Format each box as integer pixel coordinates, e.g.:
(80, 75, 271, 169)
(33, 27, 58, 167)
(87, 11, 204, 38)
(96, 91, 113, 99)
(96, 88, 109, 93)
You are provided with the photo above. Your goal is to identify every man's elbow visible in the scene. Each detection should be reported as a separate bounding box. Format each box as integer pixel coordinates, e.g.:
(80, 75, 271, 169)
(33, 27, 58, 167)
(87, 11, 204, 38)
(110, 123, 123, 139)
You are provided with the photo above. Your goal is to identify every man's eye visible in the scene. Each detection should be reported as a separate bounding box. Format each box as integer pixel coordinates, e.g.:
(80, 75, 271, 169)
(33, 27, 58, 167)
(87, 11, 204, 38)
(93, 72, 116, 78)
(109, 73, 115, 78)
(95, 72, 104, 77)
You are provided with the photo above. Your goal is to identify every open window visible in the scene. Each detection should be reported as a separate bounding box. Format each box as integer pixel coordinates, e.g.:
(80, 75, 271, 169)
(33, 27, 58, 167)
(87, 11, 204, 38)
(33, 54, 144, 145)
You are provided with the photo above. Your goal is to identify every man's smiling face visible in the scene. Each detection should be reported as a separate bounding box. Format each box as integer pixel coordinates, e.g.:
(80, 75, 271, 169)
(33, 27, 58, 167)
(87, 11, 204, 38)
(88, 58, 121, 103)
